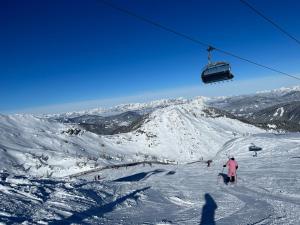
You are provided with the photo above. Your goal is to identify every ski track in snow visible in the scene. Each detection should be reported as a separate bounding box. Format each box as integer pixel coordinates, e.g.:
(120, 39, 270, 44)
(1, 135, 300, 224)
(1, 148, 300, 225)
(219, 186, 274, 225)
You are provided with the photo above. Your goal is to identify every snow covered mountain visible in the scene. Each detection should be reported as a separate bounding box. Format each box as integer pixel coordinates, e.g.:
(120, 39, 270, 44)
(0, 114, 112, 177)
(244, 101, 300, 131)
(210, 86, 300, 131)
(100, 98, 262, 161)
(209, 86, 300, 116)
(0, 97, 262, 178)
(49, 98, 188, 118)
(2, 86, 300, 178)
(1, 87, 300, 224)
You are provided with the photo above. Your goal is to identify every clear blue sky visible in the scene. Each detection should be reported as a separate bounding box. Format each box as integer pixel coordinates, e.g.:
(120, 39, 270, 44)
(1, 0, 300, 113)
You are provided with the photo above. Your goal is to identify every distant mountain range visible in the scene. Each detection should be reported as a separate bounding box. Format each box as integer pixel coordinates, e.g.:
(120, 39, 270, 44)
(55, 111, 146, 135)
(50, 98, 189, 135)
(0, 96, 263, 176)
(209, 86, 300, 132)
(50, 86, 300, 135)
(53, 86, 300, 134)
(1, 86, 300, 177)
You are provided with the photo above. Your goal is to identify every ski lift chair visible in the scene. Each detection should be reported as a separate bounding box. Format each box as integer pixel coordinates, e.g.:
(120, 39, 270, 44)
(201, 46, 234, 84)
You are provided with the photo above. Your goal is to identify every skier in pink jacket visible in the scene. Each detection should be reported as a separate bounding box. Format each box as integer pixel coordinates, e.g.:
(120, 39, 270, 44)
(223, 156, 238, 183)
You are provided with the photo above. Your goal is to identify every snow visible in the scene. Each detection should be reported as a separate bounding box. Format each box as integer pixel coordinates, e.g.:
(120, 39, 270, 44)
(0, 92, 300, 224)
(1, 134, 299, 224)
(267, 124, 277, 129)
(100, 98, 263, 162)
(118, 121, 130, 126)
(0, 97, 264, 178)
(256, 85, 300, 94)
(46, 97, 189, 118)
(274, 107, 284, 117)
(0, 114, 115, 177)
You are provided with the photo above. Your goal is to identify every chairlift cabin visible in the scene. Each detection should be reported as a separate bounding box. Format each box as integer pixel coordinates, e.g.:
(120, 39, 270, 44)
(201, 47, 234, 84)
(249, 143, 262, 157)
(248, 144, 262, 152)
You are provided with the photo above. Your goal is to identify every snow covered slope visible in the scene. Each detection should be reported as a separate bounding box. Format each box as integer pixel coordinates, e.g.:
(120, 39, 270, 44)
(0, 114, 121, 177)
(1, 132, 299, 224)
(1, 89, 300, 224)
(0, 97, 263, 178)
(101, 97, 263, 161)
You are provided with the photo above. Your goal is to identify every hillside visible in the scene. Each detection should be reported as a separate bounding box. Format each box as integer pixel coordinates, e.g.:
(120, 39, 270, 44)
(244, 101, 300, 131)
(100, 98, 263, 161)
(209, 86, 300, 116)
(210, 86, 300, 131)
(1, 90, 300, 224)
(55, 111, 145, 135)
(0, 114, 114, 177)
(0, 97, 263, 177)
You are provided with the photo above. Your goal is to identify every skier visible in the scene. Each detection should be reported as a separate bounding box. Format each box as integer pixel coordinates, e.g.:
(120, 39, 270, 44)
(207, 160, 212, 167)
(223, 156, 238, 183)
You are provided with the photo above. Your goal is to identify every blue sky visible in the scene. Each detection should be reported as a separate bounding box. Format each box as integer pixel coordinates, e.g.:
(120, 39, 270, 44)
(1, 0, 300, 114)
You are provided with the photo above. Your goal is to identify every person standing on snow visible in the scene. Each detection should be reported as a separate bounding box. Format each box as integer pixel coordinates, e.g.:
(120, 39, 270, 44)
(223, 156, 238, 183)
(207, 160, 212, 167)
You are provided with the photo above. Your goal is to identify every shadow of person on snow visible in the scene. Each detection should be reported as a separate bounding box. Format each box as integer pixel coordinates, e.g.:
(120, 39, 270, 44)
(113, 169, 165, 182)
(199, 193, 218, 225)
(218, 173, 230, 185)
(166, 170, 176, 175)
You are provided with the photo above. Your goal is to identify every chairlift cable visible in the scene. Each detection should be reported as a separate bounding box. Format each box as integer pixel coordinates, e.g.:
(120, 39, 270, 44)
(99, 0, 300, 82)
(99, 0, 209, 47)
(240, 0, 300, 46)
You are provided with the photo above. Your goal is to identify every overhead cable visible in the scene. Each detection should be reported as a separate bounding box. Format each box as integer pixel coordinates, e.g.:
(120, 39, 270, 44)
(99, 0, 300, 81)
(240, 0, 300, 46)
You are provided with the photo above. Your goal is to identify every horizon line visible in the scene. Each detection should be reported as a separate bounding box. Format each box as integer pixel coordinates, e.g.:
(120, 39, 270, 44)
(1, 75, 299, 115)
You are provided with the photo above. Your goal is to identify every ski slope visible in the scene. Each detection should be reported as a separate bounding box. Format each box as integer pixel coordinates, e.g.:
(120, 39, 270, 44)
(0, 95, 300, 224)
(0, 132, 299, 224)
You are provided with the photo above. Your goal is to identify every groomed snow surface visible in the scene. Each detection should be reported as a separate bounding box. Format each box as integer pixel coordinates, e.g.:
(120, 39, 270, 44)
(0, 97, 300, 224)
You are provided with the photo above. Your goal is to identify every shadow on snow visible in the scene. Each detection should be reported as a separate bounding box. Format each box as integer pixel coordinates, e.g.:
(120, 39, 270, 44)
(48, 186, 151, 225)
(218, 173, 230, 185)
(113, 169, 165, 182)
(199, 193, 218, 225)
(166, 170, 176, 175)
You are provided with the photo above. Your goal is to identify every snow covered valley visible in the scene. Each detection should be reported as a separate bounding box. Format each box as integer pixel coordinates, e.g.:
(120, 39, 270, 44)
(1, 89, 300, 224)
